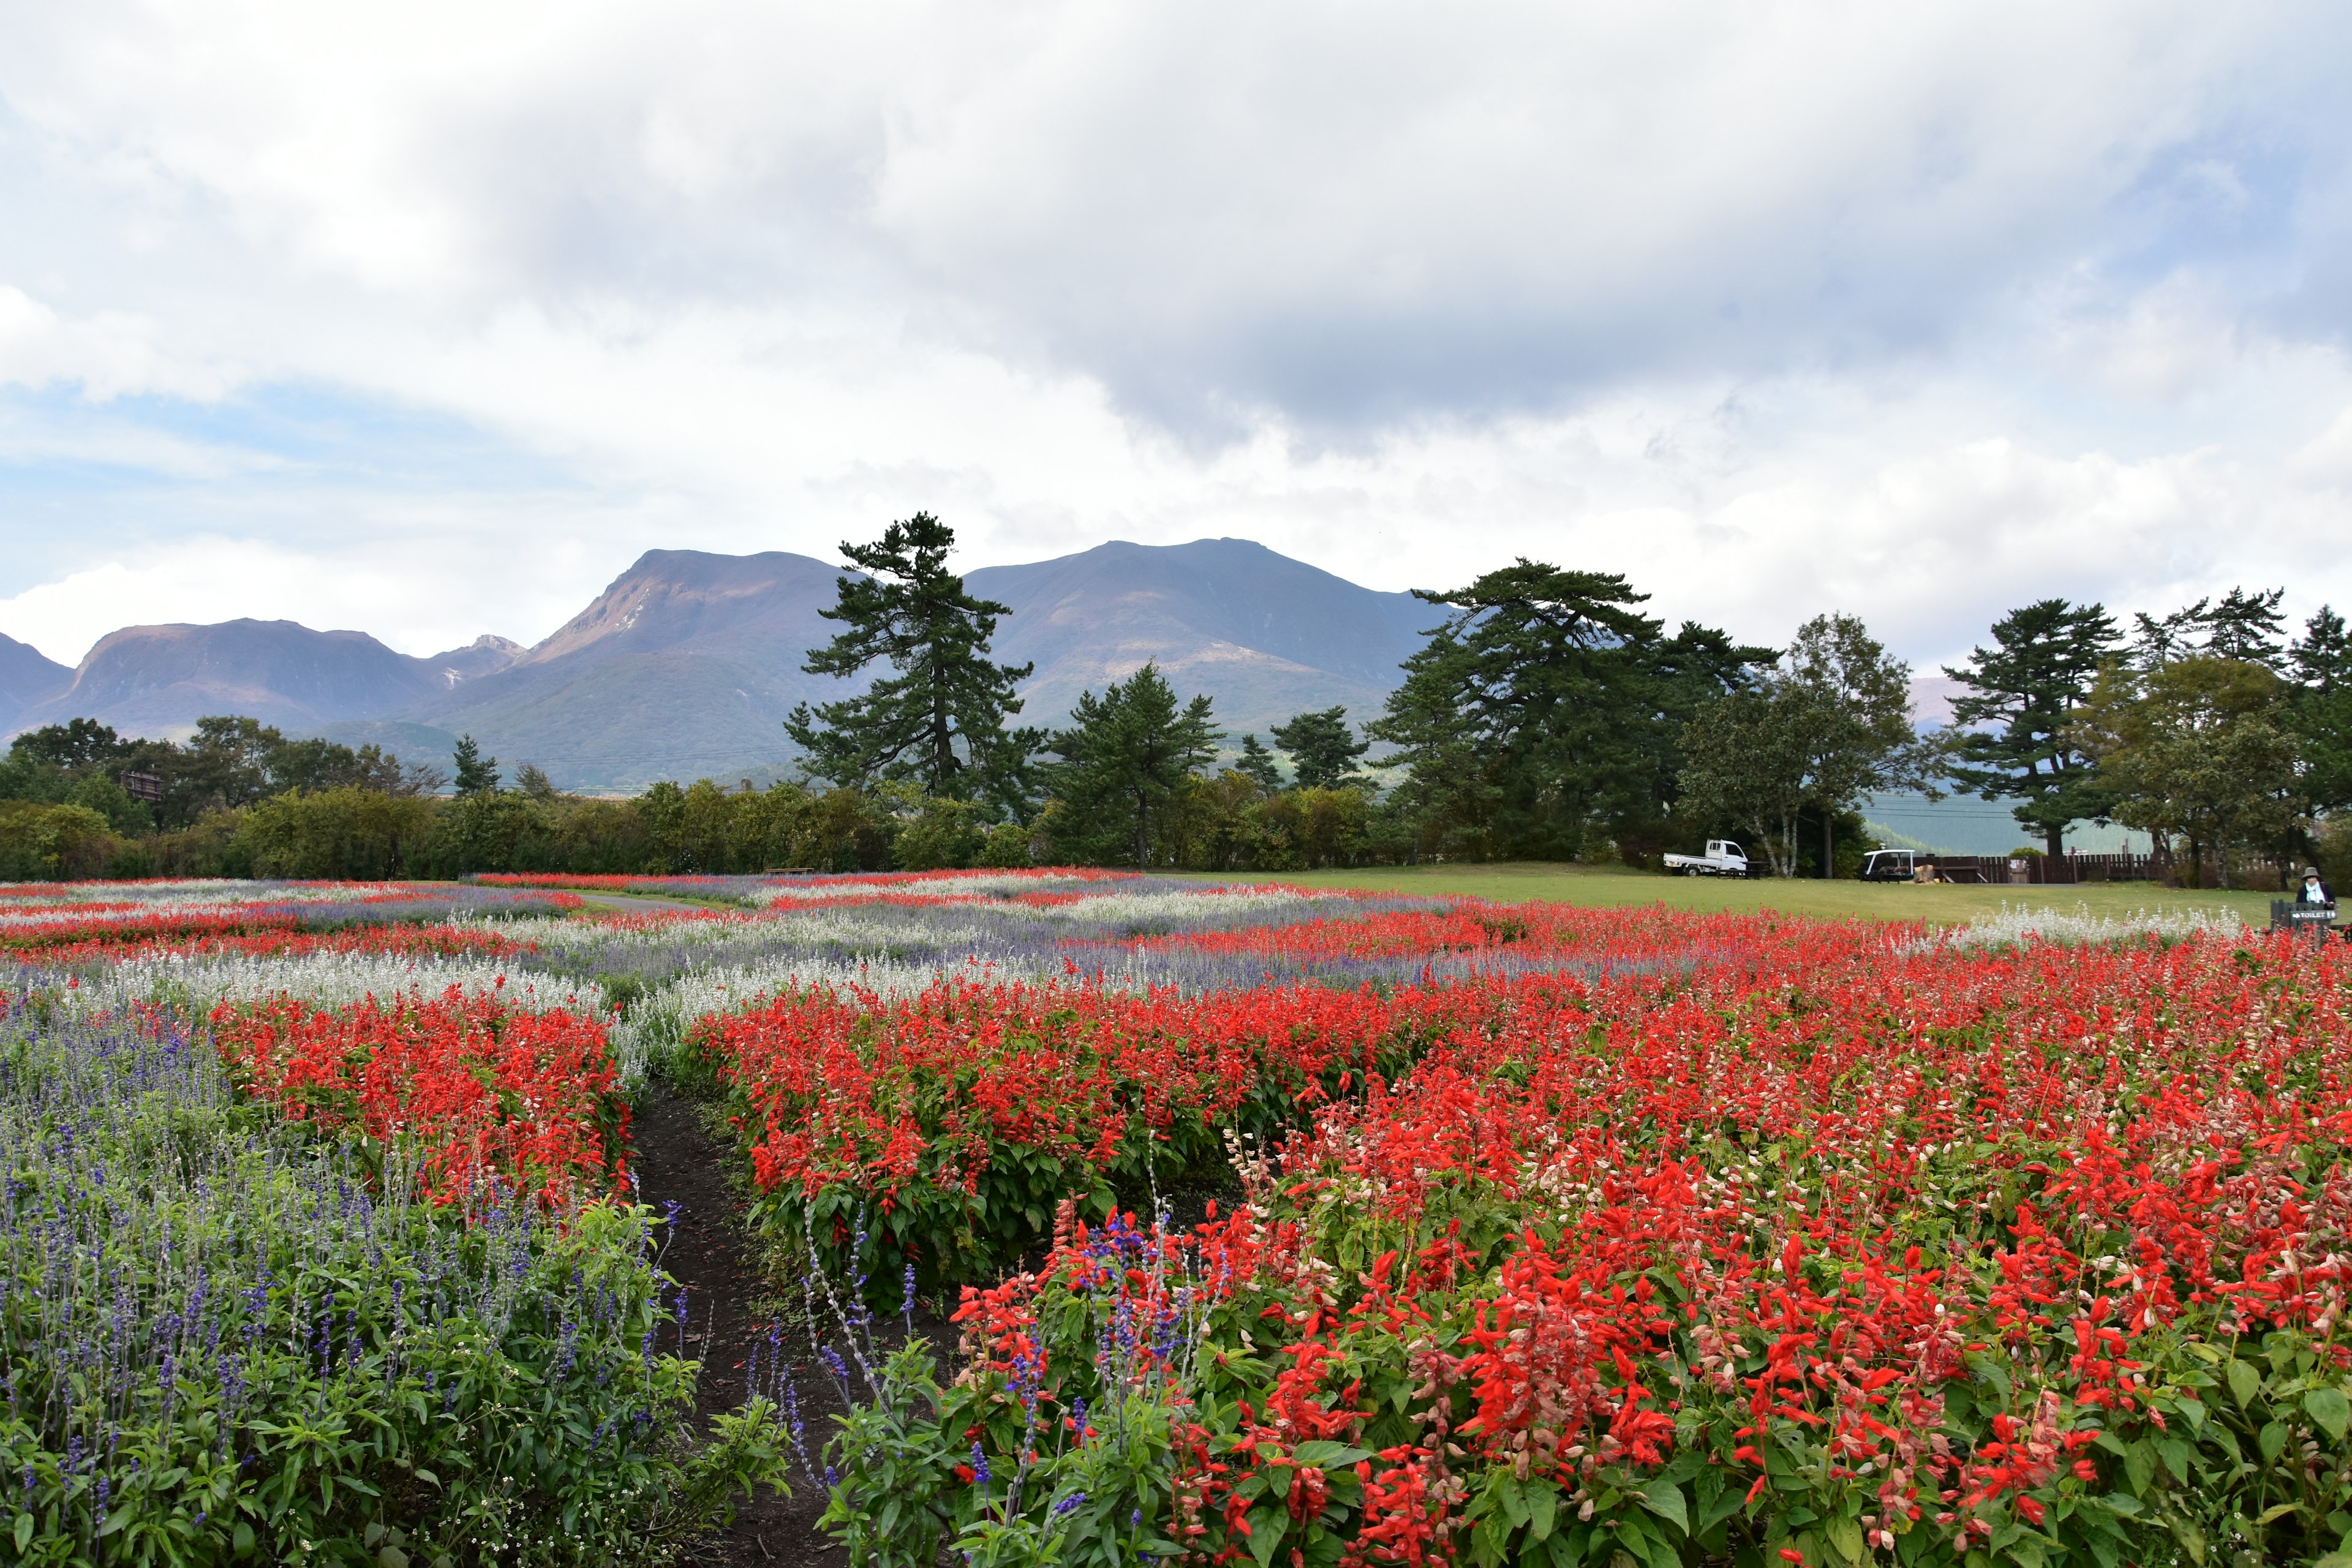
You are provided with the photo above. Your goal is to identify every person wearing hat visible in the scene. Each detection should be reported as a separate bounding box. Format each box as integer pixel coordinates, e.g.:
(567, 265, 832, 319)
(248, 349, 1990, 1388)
(2297, 865, 2337, 914)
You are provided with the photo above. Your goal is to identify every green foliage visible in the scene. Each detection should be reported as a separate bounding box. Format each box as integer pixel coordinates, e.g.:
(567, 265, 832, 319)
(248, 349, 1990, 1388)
(1269, 707, 1370, 791)
(1370, 562, 1772, 862)
(0, 1013, 785, 1566)
(451, 734, 501, 797)
(1042, 663, 1222, 869)
(2290, 606, 2352, 832)
(1678, 614, 1936, 876)
(1942, 597, 2122, 855)
(1232, 734, 1284, 792)
(0, 801, 120, 880)
(785, 512, 1038, 812)
(818, 1329, 1189, 1566)
(239, 787, 438, 878)
(2073, 654, 2301, 886)
(888, 789, 990, 871)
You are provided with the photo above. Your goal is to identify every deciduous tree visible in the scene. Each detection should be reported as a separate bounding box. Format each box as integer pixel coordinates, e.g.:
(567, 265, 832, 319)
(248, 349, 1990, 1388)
(1678, 614, 1936, 876)
(2072, 655, 2299, 888)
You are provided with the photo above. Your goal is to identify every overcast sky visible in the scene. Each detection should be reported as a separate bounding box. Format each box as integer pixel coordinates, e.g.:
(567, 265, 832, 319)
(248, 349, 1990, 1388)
(2, 1, 2349, 683)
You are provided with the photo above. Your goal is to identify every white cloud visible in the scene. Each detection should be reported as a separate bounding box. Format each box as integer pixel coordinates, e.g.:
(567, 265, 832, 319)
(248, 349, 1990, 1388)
(0, 2, 2348, 675)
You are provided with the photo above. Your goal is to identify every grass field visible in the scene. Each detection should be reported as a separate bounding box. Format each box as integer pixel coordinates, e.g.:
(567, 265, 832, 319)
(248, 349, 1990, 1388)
(1191, 860, 2286, 925)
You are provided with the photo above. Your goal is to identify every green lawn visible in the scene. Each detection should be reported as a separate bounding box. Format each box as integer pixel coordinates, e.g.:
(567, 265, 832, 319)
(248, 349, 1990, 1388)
(1185, 861, 2283, 927)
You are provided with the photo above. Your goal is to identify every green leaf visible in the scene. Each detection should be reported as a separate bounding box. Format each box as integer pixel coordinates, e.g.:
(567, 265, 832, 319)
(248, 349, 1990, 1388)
(1498, 1474, 1532, 1529)
(2259, 1421, 2289, 1463)
(1527, 1484, 1558, 1542)
(1248, 1505, 1285, 1568)
(1292, 1441, 1373, 1469)
(2123, 1441, 2155, 1497)
(12, 1515, 31, 1554)
(2306, 1387, 2350, 1442)
(1825, 1515, 1864, 1564)
(2227, 1359, 2261, 1409)
(234, 1521, 255, 1554)
(1637, 1480, 1688, 1536)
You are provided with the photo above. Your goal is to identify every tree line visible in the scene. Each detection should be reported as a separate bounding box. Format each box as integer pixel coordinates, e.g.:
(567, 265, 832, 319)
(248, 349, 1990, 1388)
(3, 513, 2346, 885)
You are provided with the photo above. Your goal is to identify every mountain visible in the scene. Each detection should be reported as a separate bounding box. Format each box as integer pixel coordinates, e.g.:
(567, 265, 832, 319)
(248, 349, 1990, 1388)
(11, 538, 1441, 790)
(396, 549, 864, 789)
(971, 538, 1431, 739)
(0, 631, 72, 735)
(18, 620, 522, 739)
(396, 540, 1435, 790)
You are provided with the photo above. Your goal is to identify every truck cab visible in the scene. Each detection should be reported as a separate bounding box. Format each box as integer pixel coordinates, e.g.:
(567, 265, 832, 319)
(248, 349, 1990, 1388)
(1663, 840, 1751, 876)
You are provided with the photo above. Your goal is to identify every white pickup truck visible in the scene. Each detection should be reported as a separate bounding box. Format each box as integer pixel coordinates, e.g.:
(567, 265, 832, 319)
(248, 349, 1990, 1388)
(1662, 840, 1751, 877)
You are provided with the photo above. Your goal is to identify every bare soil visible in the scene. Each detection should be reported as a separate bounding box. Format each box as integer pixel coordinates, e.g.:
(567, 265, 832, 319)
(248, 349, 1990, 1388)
(629, 1088, 847, 1568)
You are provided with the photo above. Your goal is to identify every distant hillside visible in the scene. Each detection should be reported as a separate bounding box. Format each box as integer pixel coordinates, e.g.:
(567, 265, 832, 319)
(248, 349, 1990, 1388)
(971, 538, 1433, 740)
(18, 621, 524, 740)
(9, 538, 1442, 790)
(396, 550, 866, 790)
(0, 631, 72, 735)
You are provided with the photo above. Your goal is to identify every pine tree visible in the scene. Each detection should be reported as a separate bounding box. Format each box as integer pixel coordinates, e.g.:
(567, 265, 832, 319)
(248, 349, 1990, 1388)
(2289, 605, 2352, 827)
(783, 513, 1038, 812)
(1943, 598, 2120, 856)
(451, 734, 501, 797)
(1233, 734, 1284, 791)
(1369, 561, 1771, 860)
(1269, 707, 1371, 790)
(1042, 663, 1220, 867)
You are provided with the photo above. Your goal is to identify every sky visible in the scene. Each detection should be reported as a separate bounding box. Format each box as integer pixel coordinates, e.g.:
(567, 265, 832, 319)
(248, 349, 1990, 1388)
(2, 1, 2350, 691)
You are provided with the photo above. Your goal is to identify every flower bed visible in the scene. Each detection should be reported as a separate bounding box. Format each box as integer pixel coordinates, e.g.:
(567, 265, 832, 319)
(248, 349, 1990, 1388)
(704, 900, 2352, 1566)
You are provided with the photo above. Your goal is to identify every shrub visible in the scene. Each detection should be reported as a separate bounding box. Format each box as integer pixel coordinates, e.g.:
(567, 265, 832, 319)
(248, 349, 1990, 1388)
(0, 801, 119, 881)
(0, 1006, 785, 1566)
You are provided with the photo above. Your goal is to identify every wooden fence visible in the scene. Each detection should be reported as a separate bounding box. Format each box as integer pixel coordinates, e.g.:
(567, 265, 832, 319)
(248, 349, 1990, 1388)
(1923, 851, 2294, 888)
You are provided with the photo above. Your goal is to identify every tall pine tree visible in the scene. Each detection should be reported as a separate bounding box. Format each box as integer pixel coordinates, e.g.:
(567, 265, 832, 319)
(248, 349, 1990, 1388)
(1942, 598, 2120, 856)
(1370, 561, 1770, 860)
(1269, 707, 1371, 790)
(785, 513, 1037, 812)
(1041, 663, 1220, 867)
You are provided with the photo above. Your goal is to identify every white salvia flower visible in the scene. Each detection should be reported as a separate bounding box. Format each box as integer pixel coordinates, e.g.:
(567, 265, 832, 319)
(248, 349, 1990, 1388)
(1922, 902, 2247, 952)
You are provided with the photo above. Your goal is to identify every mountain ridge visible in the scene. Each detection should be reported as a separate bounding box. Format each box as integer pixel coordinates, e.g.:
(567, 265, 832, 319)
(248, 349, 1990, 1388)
(6, 538, 1433, 788)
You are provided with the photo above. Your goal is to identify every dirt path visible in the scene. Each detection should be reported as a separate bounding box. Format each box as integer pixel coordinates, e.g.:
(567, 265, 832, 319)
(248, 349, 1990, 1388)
(577, 893, 734, 918)
(628, 1089, 847, 1567)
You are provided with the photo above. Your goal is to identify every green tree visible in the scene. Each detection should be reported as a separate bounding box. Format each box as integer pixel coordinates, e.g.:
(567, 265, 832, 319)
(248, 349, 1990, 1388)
(0, 801, 119, 880)
(1269, 707, 1371, 790)
(2289, 606, 2352, 836)
(1232, 734, 1284, 792)
(239, 788, 438, 878)
(1666, 688, 1808, 876)
(10, 718, 130, 773)
(2073, 655, 2299, 888)
(181, 717, 283, 813)
(2130, 587, 2288, 672)
(1677, 614, 1935, 877)
(1042, 662, 1221, 868)
(1942, 598, 2122, 856)
(452, 734, 501, 796)
(785, 513, 1038, 812)
(1370, 562, 1773, 861)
